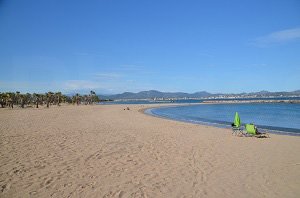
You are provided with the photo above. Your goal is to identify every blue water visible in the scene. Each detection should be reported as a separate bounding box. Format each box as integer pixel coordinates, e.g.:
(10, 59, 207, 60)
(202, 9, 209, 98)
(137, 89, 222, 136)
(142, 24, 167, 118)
(204, 97, 300, 101)
(99, 97, 300, 105)
(146, 103, 300, 136)
(99, 99, 202, 105)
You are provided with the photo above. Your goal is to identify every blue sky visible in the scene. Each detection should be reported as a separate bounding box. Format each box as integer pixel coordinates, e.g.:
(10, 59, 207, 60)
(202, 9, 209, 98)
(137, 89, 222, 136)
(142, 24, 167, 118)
(0, 0, 300, 94)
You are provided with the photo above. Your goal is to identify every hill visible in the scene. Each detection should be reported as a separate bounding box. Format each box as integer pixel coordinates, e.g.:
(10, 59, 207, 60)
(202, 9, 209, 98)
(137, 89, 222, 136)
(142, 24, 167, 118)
(98, 90, 300, 100)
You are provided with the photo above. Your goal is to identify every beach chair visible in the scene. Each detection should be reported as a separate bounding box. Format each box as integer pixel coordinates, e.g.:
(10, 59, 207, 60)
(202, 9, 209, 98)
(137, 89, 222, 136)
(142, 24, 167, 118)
(232, 124, 243, 136)
(244, 124, 269, 138)
(232, 112, 243, 136)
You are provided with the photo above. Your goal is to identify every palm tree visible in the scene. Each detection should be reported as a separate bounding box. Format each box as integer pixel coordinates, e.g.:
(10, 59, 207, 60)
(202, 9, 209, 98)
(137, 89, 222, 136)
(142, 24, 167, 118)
(90, 90, 100, 104)
(0, 92, 5, 108)
(90, 90, 94, 104)
(7, 92, 14, 109)
(25, 93, 32, 106)
(75, 93, 81, 105)
(20, 94, 25, 108)
(33, 93, 40, 108)
(3, 93, 9, 108)
(54, 92, 62, 106)
(46, 92, 54, 108)
(16, 91, 20, 106)
(65, 95, 71, 103)
(0, 91, 95, 108)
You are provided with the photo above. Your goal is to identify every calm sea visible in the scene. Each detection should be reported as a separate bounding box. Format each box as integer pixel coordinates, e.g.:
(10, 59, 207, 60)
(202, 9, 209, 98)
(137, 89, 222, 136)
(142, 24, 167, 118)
(99, 99, 202, 105)
(145, 103, 300, 136)
(100, 97, 300, 105)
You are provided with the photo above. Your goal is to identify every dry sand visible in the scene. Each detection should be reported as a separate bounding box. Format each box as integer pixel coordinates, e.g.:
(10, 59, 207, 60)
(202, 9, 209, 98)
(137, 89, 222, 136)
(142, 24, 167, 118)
(0, 104, 299, 198)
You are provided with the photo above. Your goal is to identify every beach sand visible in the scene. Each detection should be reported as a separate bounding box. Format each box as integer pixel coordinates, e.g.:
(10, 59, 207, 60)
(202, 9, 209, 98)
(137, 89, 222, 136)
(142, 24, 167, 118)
(0, 104, 299, 198)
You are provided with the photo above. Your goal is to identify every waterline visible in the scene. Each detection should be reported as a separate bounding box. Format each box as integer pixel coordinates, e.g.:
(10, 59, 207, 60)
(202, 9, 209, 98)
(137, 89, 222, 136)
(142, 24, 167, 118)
(145, 104, 300, 136)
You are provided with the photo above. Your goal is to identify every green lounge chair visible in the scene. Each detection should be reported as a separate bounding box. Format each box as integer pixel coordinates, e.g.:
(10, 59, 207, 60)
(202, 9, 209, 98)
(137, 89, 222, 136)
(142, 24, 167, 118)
(244, 123, 269, 138)
(232, 112, 242, 136)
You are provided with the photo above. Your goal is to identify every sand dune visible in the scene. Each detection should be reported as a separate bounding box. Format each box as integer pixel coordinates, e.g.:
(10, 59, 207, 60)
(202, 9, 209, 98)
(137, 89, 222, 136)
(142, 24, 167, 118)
(0, 104, 299, 197)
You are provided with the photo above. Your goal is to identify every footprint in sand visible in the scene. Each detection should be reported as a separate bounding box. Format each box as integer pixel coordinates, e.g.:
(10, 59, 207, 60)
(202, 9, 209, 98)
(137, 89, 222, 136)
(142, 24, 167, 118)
(118, 191, 125, 198)
(1, 183, 11, 193)
(29, 191, 37, 195)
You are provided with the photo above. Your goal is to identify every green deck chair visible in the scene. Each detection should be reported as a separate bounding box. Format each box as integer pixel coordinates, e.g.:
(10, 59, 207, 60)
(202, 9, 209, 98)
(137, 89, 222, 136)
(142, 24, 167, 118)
(245, 124, 256, 135)
(232, 112, 242, 136)
(244, 123, 269, 138)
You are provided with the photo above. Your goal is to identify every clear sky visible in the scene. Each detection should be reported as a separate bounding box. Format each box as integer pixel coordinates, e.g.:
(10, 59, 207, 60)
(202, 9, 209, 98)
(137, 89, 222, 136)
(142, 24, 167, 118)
(0, 0, 300, 94)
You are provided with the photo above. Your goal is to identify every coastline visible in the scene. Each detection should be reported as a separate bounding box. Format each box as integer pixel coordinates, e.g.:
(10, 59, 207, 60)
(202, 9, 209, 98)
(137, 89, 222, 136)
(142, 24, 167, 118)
(202, 99, 300, 104)
(143, 106, 233, 129)
(1, 104, 300, 197)
(143, 105, 300, 136)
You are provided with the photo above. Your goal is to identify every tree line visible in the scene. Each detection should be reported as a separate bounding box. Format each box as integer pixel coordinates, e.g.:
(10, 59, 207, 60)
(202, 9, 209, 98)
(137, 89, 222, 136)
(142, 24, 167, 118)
(0, 91, 100, 108)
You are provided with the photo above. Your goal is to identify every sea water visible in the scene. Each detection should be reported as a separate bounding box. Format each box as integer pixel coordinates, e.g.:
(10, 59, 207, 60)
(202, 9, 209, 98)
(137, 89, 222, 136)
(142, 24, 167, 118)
(146, 103, 300, 136)
(99, 99, 203, 105)
(100, 97, 300, 105)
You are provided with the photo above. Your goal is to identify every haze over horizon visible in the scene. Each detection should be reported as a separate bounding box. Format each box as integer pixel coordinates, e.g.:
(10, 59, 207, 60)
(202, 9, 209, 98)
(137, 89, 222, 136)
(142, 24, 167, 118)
(90, 89, 300, 97)
(1, 0, 300, 94)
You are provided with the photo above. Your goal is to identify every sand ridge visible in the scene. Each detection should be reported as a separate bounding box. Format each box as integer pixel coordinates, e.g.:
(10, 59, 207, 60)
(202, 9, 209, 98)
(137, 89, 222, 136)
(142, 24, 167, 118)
(0, 104, 300, 197)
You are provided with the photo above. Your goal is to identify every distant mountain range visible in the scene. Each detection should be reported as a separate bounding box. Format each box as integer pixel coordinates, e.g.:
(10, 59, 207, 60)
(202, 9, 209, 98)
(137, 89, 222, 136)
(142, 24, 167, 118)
(98, 90, 300, 100)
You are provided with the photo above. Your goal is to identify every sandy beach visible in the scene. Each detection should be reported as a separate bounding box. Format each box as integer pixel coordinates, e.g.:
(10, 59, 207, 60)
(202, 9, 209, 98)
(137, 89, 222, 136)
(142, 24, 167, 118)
(0, 104, 299, 198)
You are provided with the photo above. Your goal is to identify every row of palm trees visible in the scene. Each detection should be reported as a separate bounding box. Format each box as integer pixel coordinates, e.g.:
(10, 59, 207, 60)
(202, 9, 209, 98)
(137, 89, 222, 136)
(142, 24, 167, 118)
(0, 91, 100, 108)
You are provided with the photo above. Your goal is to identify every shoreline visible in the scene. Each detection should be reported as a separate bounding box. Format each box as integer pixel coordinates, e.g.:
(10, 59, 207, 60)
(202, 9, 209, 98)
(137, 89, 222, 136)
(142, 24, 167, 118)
(142, 104, 300, 137)
(203, 100, 300, 104)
